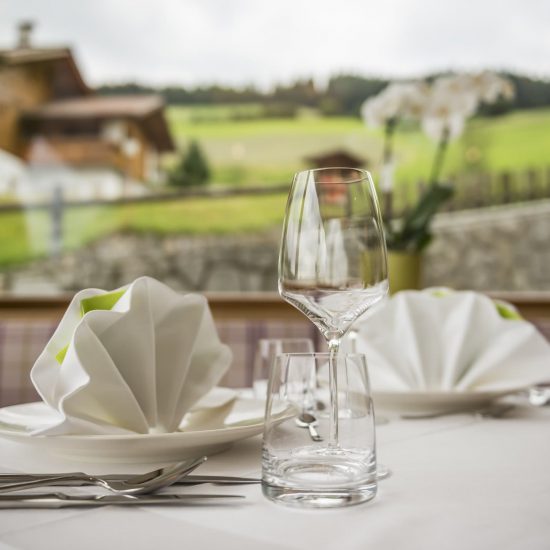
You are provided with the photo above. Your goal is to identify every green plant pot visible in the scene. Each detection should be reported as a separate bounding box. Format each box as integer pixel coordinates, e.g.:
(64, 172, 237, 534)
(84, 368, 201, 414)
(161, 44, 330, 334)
(387, 251, 422, 294)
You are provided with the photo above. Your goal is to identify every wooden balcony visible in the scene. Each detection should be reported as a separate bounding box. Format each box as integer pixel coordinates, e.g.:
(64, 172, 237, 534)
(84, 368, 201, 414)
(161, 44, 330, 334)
(23, 137, 123, 169)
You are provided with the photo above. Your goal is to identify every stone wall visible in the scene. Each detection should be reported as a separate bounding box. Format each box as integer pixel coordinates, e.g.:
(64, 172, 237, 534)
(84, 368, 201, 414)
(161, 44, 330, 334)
(423, 200, 550, 290)
(4, 200, 550, 294)
(6, 231, 282, 294)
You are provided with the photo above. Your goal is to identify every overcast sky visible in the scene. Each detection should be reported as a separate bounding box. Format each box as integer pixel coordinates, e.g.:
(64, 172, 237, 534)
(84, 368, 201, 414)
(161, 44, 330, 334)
(1, 0, 549, 89)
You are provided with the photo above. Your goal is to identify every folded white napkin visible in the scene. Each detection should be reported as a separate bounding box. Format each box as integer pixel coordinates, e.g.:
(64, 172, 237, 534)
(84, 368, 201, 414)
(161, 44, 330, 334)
(350, 289, 550, 392)
(30, 276, 232, 435)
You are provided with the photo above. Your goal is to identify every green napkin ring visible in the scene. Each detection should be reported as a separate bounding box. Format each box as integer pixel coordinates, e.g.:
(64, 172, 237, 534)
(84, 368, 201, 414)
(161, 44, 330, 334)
(80, 289, 126, 316)
(494, 301, 522, 320)
(429, 288, 522, 321)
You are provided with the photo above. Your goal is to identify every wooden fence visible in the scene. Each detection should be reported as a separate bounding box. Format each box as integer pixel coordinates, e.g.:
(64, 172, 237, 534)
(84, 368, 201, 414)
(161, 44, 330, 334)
(382, 166, 550, 220)
(0, 166, 549, 219)
(0, 166, 549, 267)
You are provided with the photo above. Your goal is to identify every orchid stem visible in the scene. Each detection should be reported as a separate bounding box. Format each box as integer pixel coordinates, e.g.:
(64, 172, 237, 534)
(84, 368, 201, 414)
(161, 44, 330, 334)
(429, 126, 450, 186)
(383, 118, 396, 164)
(382, 118, 397, 221)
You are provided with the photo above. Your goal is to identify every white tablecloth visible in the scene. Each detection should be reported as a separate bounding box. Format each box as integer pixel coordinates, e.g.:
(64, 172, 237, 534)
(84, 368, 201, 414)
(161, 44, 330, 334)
(0, 404, 549, 550)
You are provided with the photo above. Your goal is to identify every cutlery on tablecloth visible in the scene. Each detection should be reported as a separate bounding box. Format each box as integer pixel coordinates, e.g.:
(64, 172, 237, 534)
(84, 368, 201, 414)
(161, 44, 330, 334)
(528, 383, 550, 406)
(294, 412, 323, 442)
(161, 475, 260, 485)
(0, 492, 245, 509)
(0, 473, 260, 486)
(401, 403, 516, 420)
(0, 456, 207, 495)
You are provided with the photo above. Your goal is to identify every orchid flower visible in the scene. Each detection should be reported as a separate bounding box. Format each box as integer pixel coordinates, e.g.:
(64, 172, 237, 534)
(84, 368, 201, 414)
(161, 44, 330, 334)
(360, 81, 429, 128)
(360, 72, 514, 251)
(421, 72, 514, 143)
(361, 81, 429, 198)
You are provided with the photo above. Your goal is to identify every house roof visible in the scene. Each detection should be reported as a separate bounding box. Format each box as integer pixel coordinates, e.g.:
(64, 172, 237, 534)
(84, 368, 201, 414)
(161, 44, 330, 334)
(305, 149, 366, 168)
(22, 95, 175, 152)
(0, 47, 90, 96)
(1, 43, 174, 152)
(0, 47, 70, 64)
(23, 95, 166, 119)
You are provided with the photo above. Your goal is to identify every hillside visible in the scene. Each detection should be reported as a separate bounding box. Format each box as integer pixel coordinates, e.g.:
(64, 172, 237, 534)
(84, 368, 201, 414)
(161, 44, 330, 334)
(166, 107, 550, 193)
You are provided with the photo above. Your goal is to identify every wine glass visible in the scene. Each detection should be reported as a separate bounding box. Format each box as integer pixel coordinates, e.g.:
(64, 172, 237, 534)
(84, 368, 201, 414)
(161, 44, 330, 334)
(278, 167, 388, 448)
(252, 337, 315, 398)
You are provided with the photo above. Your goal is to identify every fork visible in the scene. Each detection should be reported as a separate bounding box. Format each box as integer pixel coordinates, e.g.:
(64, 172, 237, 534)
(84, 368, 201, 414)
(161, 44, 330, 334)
(0, 456, 206, 495)
(0, 473, 260, 485)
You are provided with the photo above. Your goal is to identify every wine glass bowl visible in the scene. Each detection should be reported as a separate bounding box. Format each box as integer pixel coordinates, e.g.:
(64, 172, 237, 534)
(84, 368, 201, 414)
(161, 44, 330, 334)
(278, 167, 388, 342)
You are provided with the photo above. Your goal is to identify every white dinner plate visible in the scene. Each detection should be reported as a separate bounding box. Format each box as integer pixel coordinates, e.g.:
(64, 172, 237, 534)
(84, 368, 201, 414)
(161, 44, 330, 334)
(373, 387, 524, 414)
(0, 396, 291, 463)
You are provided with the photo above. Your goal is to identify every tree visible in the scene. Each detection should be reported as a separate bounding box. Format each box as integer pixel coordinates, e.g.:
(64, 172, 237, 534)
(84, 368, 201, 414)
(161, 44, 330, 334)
(326, 75, 388, 116)
(169, 141, 211, 187)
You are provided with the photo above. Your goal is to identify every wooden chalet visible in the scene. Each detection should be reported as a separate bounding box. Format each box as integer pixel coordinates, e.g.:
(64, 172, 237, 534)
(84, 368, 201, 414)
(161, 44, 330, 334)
(0, 23, 174, 183)
(304, 149, 367, 169)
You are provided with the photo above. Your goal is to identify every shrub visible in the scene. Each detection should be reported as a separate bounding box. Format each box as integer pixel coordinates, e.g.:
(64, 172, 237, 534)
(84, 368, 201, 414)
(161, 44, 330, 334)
(169, 141, 211, 187)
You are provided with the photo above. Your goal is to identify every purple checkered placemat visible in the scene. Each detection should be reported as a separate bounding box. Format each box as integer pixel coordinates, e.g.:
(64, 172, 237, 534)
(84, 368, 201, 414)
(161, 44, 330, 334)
(0, 316, 547, 408)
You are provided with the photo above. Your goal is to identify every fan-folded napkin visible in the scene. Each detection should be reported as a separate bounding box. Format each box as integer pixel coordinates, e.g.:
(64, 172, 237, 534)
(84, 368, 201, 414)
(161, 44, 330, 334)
(30, 276, 232, 435)
(351, 289, 550, 392)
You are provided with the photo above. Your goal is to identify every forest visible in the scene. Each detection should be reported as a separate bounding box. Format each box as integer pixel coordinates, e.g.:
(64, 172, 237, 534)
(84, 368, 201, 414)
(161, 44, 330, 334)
(98, 72, 550, 117)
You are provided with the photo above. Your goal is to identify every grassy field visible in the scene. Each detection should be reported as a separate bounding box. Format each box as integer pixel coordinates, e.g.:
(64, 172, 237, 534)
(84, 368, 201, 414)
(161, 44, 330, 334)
(0, 193, 288, 267)
(1, 106, 549, 268)
(167, 106, 550, 192)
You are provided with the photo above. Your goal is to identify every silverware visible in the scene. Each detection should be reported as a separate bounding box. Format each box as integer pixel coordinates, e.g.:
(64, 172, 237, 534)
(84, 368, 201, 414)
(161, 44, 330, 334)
(172, 475, 260, 485)
(376, 465, 392, 481)
(401, 403, 516, 420)
(0, 456, 207, 495)
(0, 474, 260, 486)
(0, 492, 245, 509)
(528, 383, 550, 406)
(295, 412, 323, 441)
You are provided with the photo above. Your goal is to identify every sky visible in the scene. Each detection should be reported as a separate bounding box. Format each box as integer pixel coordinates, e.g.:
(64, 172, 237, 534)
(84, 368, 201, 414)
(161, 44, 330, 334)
(1, 0, 549, 89)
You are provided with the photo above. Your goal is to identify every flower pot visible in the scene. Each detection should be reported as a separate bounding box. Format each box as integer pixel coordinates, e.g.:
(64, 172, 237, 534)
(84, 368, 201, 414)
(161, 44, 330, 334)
(387, 251, 421, 294)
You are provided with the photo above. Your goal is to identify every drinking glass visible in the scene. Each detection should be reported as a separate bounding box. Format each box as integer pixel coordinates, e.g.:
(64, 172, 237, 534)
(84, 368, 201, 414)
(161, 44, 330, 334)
(262, 352, 377, 508)
(253, 338, 314, 398)
(278, 168, 388, 447)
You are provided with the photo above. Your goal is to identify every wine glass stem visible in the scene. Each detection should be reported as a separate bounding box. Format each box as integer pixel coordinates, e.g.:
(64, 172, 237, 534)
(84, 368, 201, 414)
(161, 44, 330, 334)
(328, 337, 340, 449)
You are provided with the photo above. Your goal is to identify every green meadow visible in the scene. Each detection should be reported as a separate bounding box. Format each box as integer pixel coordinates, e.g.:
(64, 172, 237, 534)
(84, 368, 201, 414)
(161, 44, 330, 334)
(0, 194, 288, 267)
(167, 106, 550, 193)
(1, 106, 549, 267)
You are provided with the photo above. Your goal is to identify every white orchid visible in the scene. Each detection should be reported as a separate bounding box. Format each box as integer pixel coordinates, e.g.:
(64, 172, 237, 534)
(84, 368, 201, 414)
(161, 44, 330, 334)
(421, 75, 475, 142)
(421, 76, 476, 142)
(422, 111, 466, 142)
(420, 72, 514, 142)
(358, 71, 516, 233)
(361, 71, 515, 199)
(429, 75, 480, 117)
(468, 71, 515, 103)
(361, 94, 394, 128)
(361, 81, 429, 128)
(360, 81, 429, 195)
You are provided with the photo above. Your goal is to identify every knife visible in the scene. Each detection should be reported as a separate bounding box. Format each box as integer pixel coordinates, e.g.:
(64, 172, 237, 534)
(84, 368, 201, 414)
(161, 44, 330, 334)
(0, 474, 260, 486)
(0, 492, 245, 509)
(173, 475, 260, 485)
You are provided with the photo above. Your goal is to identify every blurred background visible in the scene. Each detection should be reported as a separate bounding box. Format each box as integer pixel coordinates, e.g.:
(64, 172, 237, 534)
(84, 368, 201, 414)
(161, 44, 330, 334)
(0, 0, 549, 295)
